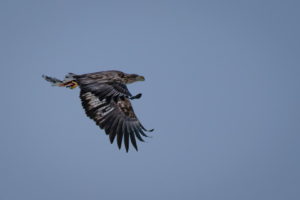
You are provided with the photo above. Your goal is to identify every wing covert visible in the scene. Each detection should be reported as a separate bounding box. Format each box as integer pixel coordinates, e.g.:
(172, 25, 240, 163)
(76, 72, 132, 104)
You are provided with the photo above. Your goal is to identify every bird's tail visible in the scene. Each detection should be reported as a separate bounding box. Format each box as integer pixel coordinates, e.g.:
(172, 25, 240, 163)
(42, 73, 77, 88)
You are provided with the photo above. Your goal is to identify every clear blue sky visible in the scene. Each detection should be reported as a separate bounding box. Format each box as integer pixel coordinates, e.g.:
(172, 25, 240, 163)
(1, 1, 299, 200)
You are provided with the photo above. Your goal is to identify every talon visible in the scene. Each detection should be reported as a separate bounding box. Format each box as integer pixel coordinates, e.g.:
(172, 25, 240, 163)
(70, 81, 78, 89)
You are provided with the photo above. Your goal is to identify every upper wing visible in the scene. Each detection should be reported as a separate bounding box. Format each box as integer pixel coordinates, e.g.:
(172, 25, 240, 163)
(76, 72, 132, 104)
(80, 90, 153, 152)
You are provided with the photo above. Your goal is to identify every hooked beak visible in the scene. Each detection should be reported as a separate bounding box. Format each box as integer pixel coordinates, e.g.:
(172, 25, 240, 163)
(136, 76, 145, 81)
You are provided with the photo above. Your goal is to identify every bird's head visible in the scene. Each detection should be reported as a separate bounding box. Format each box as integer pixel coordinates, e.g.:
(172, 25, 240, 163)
(125, 74, 145, 84)
(120, 72, 145, 84)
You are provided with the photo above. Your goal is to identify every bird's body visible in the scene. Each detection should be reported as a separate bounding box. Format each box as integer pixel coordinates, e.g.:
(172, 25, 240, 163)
(42, 70, 153, 152)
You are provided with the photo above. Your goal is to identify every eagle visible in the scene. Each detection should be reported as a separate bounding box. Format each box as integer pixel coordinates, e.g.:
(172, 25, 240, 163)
(42, 70, 153, 152)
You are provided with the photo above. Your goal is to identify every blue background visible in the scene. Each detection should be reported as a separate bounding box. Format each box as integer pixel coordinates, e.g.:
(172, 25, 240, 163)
(1, 1, 299, 199)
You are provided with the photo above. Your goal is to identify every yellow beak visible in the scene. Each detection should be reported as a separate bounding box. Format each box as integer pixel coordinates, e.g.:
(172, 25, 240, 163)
(137, 76, 145, 81)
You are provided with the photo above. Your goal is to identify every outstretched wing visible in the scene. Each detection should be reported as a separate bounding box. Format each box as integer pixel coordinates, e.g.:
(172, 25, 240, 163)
(80, 90, 153, 152)
(76, 72, 132, 104)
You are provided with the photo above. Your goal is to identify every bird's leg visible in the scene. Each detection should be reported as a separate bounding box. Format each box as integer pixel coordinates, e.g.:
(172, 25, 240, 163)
(70, 81, 78, 89)
(129, 93, 142, 100)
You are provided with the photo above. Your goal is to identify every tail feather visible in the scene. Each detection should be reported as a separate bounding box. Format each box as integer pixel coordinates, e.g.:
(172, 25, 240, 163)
(42, 73, 77, 87)
(42, 75, 63, 85)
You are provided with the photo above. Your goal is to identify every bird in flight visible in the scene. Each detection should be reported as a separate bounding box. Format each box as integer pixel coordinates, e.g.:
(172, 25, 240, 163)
(42, 70, 153, 152)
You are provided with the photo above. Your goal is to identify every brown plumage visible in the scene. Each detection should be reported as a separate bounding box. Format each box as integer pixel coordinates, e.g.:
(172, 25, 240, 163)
(42, 70, 153, 152)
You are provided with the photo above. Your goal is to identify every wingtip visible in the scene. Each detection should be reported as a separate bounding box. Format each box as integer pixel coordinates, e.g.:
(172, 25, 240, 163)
(110, 138, 114, 144)
(129, 93, 142, 100)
